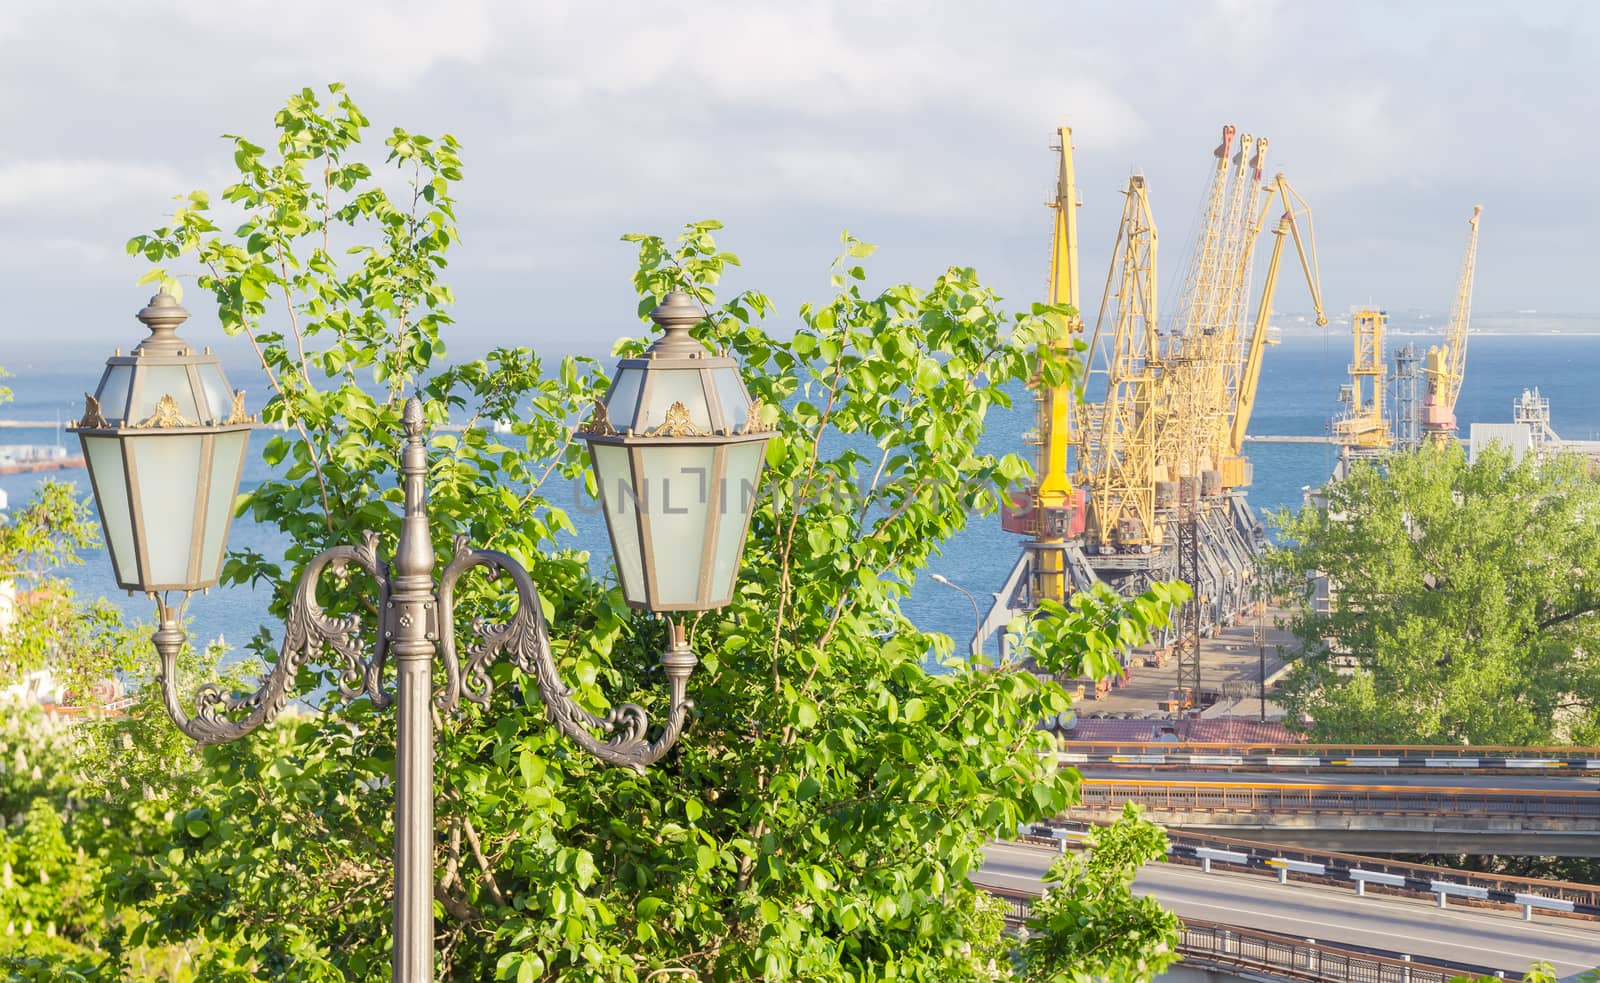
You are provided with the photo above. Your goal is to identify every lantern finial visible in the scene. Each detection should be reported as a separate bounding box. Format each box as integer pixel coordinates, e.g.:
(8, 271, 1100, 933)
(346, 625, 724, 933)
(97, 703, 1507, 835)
(134, 291, 191, 355)
(647, 290, 707, 357)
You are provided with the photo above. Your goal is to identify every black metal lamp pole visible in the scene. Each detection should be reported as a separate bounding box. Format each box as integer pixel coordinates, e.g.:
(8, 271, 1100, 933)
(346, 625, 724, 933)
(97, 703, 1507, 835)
(72, 290, 771, 981)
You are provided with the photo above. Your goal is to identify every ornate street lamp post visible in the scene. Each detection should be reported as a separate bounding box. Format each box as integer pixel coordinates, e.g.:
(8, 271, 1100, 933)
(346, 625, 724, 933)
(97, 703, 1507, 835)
(69, 288, 771, 981)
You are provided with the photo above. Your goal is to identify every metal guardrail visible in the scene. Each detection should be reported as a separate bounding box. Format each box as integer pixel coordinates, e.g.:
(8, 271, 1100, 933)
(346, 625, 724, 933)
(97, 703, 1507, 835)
(976, 883, 1518, 981)
(1059, 742, 1600, 772)
(1031, 820, 1600, 919)
(1177, 918, 1519, 982)
(1075, 779, 1600, 820)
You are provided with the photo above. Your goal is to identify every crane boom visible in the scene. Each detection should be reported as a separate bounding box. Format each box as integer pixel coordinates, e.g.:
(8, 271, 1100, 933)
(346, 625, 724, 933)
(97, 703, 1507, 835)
(1153, 126, 1235, 485)
(1422, 205, 1482, 441)
(1227, 174, 1327, 459)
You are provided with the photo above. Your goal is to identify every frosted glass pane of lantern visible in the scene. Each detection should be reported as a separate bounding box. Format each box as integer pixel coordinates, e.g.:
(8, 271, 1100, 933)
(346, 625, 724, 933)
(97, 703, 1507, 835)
(130, 365, 200, 425)
(132, 435, 204, 587)
(81, 436, 137, 585)
(639, 368, 712, 434)
(709, 366, 751, 432)
(710, 441, 765, 602)
(606, 368, 644, 434)
(639, 444, 717, 606)
(198, 363, 234, 424)
(96, 366, 134, 424)
(591, 443, 645, 602)
(199, 431, 249, 583)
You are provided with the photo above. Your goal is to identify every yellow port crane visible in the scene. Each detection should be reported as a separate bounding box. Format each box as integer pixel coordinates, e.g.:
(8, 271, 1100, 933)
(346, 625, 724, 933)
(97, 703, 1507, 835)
(1153, 125, 1240, 489)
(1001, 125, 1086, 605)
(1192, 133, 1268, 490)
(1222, 173, 1328, 477)
(1421, 205, 1482, 444)
(1081, 175, 1161, 551)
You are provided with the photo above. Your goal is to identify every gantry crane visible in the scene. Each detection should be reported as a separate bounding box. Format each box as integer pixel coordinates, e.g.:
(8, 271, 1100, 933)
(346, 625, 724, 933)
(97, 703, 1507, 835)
(1332, 307, 1392, 459)
(1421, 206, 1482, 444)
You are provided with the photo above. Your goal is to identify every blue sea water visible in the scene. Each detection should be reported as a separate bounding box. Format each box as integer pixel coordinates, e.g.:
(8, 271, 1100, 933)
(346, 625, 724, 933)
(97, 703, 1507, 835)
(4, 332, 1600, 661)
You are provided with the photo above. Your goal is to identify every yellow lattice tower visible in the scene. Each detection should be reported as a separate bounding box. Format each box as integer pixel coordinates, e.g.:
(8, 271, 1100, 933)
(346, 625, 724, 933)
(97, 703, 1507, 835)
(1085, 175, 1161, 550)
(1199, 135, 1270, 488)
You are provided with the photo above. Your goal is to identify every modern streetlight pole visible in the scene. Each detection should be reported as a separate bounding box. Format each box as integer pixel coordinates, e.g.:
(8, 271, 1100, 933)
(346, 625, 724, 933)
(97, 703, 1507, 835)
(69, 289, 772, 981)
(930, 573, 983, 658)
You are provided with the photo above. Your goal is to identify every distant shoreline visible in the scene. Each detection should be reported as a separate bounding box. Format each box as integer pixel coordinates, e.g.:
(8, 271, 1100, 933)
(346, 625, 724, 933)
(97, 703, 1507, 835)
(1279, 330, 1600, 338)
(7, 328, 1600, 375)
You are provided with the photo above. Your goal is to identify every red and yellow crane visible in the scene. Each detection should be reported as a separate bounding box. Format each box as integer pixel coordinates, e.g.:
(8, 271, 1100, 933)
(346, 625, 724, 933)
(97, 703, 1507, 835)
(1421, 206, 1482, 444)
(1000, 125, 1087, 605)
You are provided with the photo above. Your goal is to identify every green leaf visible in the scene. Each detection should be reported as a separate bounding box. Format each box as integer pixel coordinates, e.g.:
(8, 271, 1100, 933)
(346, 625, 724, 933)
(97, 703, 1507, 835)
(239, 274, 267, 303)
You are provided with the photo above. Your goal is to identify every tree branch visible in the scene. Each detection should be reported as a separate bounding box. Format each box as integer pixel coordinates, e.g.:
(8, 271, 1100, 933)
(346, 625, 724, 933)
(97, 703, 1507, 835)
(1535, 603, 1600, 634)
(462, 817, 507, 907)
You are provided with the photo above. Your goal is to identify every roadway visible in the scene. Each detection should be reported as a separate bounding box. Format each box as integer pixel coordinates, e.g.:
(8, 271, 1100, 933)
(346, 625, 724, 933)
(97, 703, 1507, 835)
(1069, 769, 1600, 854)
(979, 840, 1600, 977)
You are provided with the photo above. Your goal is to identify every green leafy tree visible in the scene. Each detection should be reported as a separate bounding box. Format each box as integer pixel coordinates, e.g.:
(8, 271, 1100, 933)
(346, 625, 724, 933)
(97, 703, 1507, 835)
(1019, 804, 1181, 982)
(0, 693, 269, 980)
(71, 83, 1185, 981)
(0, 479, 139, 697)
(0, 471, 267, 978)
(1269, 443, 1600, 745)
(1449, 963, 1574, 983)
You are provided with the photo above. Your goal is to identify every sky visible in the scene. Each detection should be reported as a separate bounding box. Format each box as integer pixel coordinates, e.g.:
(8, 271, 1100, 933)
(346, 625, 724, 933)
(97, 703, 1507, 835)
(2, 0, 1597, 366)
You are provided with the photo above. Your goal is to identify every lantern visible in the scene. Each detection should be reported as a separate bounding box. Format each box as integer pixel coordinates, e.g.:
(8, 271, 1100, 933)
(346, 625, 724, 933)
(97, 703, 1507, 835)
(67, 291, 254, 594)
(580, 290, 772, 611)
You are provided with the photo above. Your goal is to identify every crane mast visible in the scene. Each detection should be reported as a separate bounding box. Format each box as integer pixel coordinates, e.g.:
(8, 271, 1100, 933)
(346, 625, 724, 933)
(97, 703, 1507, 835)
(1422, 205, 1482, 443)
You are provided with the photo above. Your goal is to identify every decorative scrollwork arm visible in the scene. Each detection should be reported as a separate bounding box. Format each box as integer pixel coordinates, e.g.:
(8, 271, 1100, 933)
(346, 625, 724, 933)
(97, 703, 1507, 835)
(153, 535, 391, 745)
(435, 536, 695, 773)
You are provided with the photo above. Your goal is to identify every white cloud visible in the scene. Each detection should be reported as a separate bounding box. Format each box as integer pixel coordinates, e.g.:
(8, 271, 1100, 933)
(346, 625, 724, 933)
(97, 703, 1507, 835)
(0, 159, 187, 213)
(0, 236, 119, 265)
(0, 0, 1596, 347)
